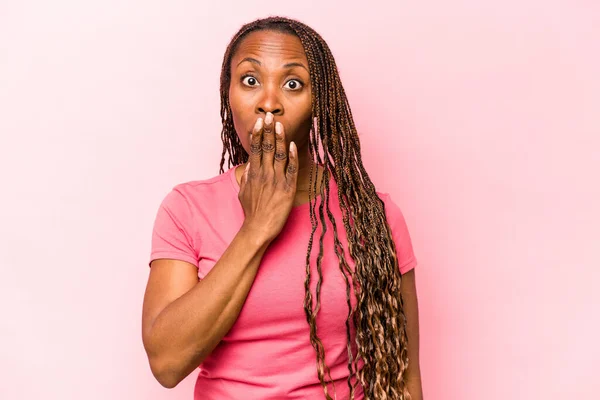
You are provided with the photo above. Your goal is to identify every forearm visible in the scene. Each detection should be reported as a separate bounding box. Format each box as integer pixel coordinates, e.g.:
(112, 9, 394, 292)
(401, 269, 422, 399)
(407, 372, 423, 400)
(405, 324, 423, 399)
(146, 225, 270, 387)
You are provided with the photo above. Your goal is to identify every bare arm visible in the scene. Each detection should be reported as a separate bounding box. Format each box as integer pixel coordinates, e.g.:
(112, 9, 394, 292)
(142, 227, 269, 388)
(142, 113, 299, 388)
(401, 268, 423, 399)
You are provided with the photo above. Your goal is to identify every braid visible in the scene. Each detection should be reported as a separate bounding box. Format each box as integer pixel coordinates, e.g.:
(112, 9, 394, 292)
(218, 16, 411, 399)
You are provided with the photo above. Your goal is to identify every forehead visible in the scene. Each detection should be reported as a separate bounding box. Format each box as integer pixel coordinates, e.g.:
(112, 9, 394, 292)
(232, 30, 307, 64)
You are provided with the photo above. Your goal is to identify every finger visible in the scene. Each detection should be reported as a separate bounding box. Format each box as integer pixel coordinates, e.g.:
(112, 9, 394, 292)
(249, 117, 264, 175)
(273, 121, 288, 177)
(242, 162, 250, 185)
(261, 112, 275, 170)
(286, 141, 299, 188)
(238, 162, 249, 194)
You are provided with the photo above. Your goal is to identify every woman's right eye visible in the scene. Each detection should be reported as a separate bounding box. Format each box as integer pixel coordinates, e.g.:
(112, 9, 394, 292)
(241, 76, 259, 87)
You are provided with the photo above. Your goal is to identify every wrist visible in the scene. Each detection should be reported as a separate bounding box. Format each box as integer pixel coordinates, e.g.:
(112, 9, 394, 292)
(238, 222, 273, 250)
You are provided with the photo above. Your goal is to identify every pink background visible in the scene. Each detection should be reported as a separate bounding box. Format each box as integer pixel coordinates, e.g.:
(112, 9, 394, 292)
(1, 1, 599, 399)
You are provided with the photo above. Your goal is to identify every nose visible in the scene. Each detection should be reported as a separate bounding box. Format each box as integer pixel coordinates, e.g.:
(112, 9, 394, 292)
(255, 84, 283, 116)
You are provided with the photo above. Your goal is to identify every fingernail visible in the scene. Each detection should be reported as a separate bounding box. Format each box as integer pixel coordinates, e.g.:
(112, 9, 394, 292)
(265, 112, 273, 124)
(254, 118, 263, 130)
(275, 122, 282, 134)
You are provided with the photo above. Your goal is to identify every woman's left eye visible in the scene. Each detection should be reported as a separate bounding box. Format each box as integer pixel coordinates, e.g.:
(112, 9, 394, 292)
(284, 79, 303, 90)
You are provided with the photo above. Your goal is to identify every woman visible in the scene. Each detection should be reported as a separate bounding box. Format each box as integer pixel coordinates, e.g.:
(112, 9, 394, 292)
(142, 16, 423, 400)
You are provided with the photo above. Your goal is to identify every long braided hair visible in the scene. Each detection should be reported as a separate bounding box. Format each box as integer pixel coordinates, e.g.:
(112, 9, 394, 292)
(218, 16, 410, 400)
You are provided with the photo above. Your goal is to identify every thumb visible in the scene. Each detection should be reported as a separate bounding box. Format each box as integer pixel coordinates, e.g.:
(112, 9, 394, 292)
(243, 163, 250, 183)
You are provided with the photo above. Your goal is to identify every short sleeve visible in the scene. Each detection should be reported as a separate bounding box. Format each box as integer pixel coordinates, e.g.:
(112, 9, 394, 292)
(149, 188, 199, 268)
(382, 193, 417, 275)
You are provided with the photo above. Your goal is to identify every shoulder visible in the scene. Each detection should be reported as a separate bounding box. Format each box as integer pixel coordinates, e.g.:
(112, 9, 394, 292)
(375, 190, 417, 273)
(161, 169, 237, 209)
(375, 190, 412, 235)
(171, 169, 235, 198)
(376, 190, 400, 217)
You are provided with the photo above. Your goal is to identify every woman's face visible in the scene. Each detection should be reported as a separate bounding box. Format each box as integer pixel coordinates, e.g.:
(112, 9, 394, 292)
(228, 30, 313, 156)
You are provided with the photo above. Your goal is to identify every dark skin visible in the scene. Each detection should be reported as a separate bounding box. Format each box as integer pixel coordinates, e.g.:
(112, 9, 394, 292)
(142, 27, 421, 396)
(228, 30, 423, 398)
(142, 29, 422, 396)
(229, 30, 325, 207)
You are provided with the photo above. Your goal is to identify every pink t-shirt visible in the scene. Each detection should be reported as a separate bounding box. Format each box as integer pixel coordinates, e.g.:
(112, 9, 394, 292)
(149, 166, 417, 399)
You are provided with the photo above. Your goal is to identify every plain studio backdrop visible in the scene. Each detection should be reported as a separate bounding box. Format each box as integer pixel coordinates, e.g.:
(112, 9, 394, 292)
(1, 1, 598, 399)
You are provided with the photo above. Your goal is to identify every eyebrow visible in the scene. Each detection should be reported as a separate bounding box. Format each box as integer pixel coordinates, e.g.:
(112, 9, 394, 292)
(236, 57, 309, 72)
